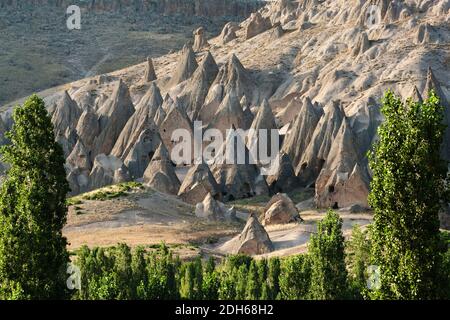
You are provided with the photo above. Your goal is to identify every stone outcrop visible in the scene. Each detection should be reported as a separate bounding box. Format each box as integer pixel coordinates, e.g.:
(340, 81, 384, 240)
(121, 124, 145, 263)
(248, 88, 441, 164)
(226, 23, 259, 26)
(211, 127, 268, 201)
(234, 213, 273, 255)
(169, 45, 198, 87)
(352, 32, 370, 56)
(159, 101, 194, 160)
(247, 99, 278, 157)
(51, 91, 81, 156)
(263, 193, 301, 226)
(94, 80, 135, 157)
(143, 57, 157, 82)
(143, 143, 181, 195)
(192, 27, 209, 52)
(194, 192, 231, 221)
(282, 97, 320, 170)
(266, 152, 299, 193)
(207, 90, 247, 137)
(178, 162, 221, 205)
(220, 22, 239, 44)
(209, 53, 259, 106)
(76, 107, 100, 155)
(245, 12, 272, 40)
(296, 101, 345, 185)
(88, 154, 131, 191)
(179, 51, 219, 119)
(314, 119, 370, 209)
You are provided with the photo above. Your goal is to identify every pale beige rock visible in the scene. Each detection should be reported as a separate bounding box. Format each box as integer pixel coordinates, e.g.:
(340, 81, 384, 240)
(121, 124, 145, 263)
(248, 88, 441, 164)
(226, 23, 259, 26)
(220, 22, 239, 44)
(143, 143, 181, 195)
(143, 57, 157, 82)
(207, 90, 247, 137)
(266, 152, 299, 193)
(94, 80, 135, 157)
(178, 51, 219, 119)
(159, 102, 194, 160)
(282, 97, 320, 170)
(89, 154, 131, 191)
(211, 127, 269, 201)
(315, 119, 370, 209)
(296, 101, 345, 185)
(263, 193, 301, 226)
(178, 162, 221, 205)
(234, 213, 273, 255)
(193, 27, 209, 52)
(169, 45, 198, 87)
(245, 12, 272, 40)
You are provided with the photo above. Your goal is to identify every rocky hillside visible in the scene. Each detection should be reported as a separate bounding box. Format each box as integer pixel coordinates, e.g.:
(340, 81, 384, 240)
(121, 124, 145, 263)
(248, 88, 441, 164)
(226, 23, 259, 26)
(1, 0, 449, 215)
(0, 0, 264, 105)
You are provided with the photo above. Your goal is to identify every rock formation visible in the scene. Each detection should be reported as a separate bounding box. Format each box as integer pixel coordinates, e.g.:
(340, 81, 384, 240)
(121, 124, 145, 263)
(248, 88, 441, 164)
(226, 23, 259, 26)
(209, 53, 259, 106)
(93, 80, 135, 157)
(143, 143, 181, 195)
(192, 27, 209, 52)
(178, 162, 221, 205)
(220, 22, 239, 44)
(51, 91, 81, 156)
(282, 97, 320, 170)
(314, 119, 370, 209)
(245, 12, 272, 40)
(143, 57, 157, 82)
(266, 152, 299, 193)
(88, 154, 131, 191)
(247, 99, 278, 158)
(2, 0, 449, 209)
(179, 51, 219, 119)
(169, 45, 198, 87)
(195, 192, 225, 221)
(211, 126, 268, 201)
(234, 213, 273, 255)
(263, 193, 301, 226)
(296, 101, 345, 185)
(159, 101, 194, 160)
(207, 90, 247, 137)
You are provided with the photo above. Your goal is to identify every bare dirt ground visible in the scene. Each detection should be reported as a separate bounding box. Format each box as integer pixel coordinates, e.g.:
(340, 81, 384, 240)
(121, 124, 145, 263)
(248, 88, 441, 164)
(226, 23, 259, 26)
(64, 187, 243, 258)
(64, 186, 373, 259)
(205, 208, 373, 259)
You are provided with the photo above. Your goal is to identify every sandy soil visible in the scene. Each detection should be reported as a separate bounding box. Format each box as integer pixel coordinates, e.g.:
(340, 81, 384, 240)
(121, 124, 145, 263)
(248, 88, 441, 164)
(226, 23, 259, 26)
(205, 209, 373, 259)
(64, 189, 243, 251)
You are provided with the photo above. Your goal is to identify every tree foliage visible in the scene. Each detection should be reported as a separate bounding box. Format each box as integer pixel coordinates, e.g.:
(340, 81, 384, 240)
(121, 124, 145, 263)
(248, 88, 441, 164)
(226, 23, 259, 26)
(0, 95, 70, 299)
(368, 90, 448, 299)
(308, 210, 349, 299)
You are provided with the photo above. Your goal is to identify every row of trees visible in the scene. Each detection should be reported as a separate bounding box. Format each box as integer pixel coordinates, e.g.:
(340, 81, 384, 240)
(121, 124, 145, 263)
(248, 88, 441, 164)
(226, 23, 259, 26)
(0, 90, 449, 299)
(73, 217, 450, 300)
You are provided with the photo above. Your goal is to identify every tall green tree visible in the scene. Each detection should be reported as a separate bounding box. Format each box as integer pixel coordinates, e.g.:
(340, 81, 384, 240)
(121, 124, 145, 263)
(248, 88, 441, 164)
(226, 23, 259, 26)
(368, 91, 448, 299)
(346, 225, 371, 298)
(308, 210, 349, 300)
(246, 260, 261, 300)
(202, 257, 219, 300)
(279, 254, 311, 300)
(0, 95, 70, 299)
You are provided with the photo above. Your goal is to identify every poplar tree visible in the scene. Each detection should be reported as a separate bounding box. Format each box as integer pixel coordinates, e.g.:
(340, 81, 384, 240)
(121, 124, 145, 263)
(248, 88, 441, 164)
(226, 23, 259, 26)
(369, 90, 448, 299)
(308, 210, 349, 300)
(0, 95, 70, 299)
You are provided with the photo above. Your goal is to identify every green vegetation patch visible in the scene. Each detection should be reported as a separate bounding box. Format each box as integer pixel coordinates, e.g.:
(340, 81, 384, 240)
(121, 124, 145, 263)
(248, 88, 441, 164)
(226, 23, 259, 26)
(67, 181, 145, 205)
